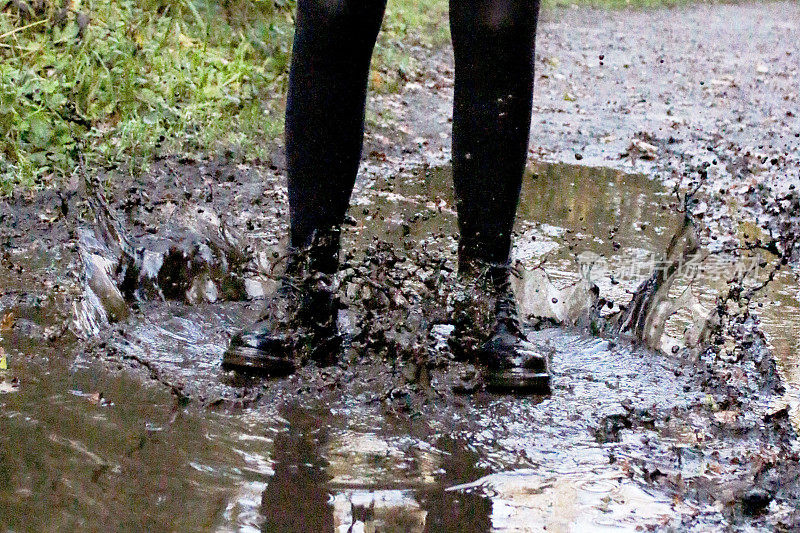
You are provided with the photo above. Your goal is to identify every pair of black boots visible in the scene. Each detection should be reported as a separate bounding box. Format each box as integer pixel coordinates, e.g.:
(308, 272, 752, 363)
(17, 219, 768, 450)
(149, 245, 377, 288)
(222, 228, 550, 394)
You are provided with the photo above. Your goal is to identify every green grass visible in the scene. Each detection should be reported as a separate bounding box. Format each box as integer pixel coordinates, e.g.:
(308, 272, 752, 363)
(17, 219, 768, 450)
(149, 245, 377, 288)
(371, 0, 450, 92)
(1, 0, 294, 192)
(1, 0, 699, 193)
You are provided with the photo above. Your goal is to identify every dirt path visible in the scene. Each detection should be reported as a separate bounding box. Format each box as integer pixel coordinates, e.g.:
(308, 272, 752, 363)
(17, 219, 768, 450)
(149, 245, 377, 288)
(2, 2, 799, 531)
(369, 1, 799, 246)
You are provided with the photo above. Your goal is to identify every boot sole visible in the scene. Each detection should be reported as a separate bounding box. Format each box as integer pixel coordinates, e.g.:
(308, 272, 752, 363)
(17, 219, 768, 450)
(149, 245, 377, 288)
(484, 368, 551, 395)
(221, 345, 295, 376)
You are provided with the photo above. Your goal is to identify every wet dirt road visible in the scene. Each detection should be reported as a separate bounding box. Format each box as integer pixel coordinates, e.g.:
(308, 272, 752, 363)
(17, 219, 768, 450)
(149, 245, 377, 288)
(3, 161, 799, 531)
(2, 1, 800, 531)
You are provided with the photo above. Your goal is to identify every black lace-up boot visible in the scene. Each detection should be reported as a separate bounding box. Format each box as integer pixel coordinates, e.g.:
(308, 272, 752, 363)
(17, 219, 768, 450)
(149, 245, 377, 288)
(450, 257, 551, 394)
(222, 228, 342, 375)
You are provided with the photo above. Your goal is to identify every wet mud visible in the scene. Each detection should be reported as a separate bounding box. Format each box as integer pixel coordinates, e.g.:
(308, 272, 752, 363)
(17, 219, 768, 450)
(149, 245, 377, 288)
(2, 157, 799, 531)
(3, 2, 800, 530)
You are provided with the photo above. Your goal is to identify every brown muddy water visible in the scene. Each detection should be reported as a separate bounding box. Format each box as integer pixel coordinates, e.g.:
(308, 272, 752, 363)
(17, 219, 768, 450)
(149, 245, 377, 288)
(1, 162, 798, 531)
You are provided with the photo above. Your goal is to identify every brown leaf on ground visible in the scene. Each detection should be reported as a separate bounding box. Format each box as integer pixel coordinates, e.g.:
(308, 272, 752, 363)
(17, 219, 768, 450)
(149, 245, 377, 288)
(713, 410, 740, 424)
(0, 313, 14, 332)
(87, 392, 103, 405)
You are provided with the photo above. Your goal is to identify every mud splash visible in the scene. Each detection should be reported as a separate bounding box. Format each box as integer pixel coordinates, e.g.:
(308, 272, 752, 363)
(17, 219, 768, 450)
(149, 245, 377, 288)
(760, 269, 800, 429)
(2, 161, 799, 530)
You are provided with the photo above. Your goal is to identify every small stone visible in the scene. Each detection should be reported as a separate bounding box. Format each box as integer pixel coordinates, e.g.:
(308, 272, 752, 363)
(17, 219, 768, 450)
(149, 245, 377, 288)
(244, 279, 266, 299)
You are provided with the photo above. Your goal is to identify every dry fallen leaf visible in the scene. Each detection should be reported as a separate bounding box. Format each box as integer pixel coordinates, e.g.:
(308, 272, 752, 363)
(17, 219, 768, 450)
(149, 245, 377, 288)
(0, 312, 13, 332)
(0, 379, 19, 393)
(87, 392, 103, 405)
(713, 410, 740, 424)
(628, 139, 658, 160)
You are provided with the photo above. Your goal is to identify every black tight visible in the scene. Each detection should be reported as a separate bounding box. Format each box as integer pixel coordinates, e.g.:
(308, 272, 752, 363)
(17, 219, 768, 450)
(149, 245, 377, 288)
(286, 0, 540, 265)
(285, 0, 387, 249)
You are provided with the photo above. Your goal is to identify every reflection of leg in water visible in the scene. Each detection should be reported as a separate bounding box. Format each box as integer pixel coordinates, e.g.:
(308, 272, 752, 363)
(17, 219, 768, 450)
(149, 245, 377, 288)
(331, 490, 428, 532)
(418, 437, 493, 532)
(260, 407, 335, 532)
(449, 0, 551, 394)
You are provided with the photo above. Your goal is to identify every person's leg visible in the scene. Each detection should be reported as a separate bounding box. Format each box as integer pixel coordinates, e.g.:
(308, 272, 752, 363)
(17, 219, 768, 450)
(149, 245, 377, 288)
(448, 0, 550, 394)
(224, 0, 386, 374)
(286, 0, 388, 255)
(449, 0, 540, 266)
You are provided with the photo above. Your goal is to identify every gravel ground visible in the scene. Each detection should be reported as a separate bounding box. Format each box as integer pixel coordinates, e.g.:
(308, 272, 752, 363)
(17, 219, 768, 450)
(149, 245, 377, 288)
(367, 1, 799, 250)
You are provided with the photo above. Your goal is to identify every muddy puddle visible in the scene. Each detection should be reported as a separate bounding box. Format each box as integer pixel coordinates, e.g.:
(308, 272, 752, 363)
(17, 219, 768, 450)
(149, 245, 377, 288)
(2, 162, 798, 530)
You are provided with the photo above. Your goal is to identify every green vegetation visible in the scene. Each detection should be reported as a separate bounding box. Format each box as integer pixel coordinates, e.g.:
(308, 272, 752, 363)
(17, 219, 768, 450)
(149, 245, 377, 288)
(1, 0, 296, 193)
(1, 0, 697, 193)
(372, 0, 449, 94)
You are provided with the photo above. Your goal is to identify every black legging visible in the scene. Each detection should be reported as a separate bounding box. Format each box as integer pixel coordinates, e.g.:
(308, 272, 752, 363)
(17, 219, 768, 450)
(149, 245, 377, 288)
(286, 0, 540, 265)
